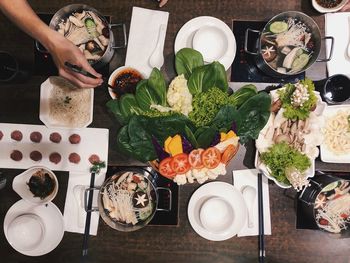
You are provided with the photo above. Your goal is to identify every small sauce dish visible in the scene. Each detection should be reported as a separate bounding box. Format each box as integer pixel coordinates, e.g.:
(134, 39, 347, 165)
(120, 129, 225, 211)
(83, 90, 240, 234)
(192, 26, 228, 63)
(108, 66, 144, 99)
(312, 0, 348, 13)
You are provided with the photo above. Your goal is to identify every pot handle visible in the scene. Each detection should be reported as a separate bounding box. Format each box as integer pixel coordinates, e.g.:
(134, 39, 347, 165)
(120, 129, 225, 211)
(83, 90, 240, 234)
(316, 36, 334, 62)
(110, 23, 127, 49)
(155, 187, 172, 212)
(84, 187, 100, 212)
(244, 28, 261, 55)
(298, 179, 322, 205)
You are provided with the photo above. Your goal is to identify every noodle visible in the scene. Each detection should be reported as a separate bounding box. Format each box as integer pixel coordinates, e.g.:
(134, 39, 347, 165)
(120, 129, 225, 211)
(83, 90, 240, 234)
(48, 77, 91, 127)
(322, 110, 350, 155)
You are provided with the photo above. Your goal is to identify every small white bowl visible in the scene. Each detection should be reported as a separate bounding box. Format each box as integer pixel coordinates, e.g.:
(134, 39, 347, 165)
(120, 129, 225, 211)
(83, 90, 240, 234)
(12, 166, 58, 204)
(199, 196, 234, 233)
(108, 66, 145, 99)
(312, 0, 348, 13)
(192, 26, 228, 63)
(7, 214, 45, 251)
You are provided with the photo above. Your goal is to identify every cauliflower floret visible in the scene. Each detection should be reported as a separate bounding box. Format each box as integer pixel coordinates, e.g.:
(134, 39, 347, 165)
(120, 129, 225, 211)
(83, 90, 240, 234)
(210, 163, 226, 176)
(167, 74, 193, 116)
(173, 174, 187, 185)
(186, 170, 195, 183)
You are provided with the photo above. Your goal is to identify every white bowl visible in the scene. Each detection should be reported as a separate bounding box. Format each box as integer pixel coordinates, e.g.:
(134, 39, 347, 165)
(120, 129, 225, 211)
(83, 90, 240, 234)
(312, 0, 348, 13)
(199, 197, 234, 233)
(12, 166, 58, 204)
(39, 76, 94, 128)
(192, 25, 228, 63)
(7, 214, 45, 251)
(108, 66, 145, 99)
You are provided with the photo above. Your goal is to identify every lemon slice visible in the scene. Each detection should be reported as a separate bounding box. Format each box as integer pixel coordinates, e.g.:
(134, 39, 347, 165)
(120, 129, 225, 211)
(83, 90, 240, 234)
(269, 21, 288, 34)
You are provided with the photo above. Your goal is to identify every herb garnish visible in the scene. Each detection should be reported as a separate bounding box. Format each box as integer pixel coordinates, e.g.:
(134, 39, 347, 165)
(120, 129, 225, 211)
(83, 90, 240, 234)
(90, 161, 106, 174)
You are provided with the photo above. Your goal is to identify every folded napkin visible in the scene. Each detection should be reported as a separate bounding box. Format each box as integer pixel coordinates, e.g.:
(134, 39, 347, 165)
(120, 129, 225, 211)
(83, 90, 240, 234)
(125, 7, 169, 77)
(63, 172, 106, 235)
(233, 169, 271, 237)
(325, 12, 350, 78)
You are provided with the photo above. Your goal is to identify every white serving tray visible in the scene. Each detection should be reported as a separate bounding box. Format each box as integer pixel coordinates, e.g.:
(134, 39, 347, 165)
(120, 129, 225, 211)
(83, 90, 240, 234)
(0, 123, 108, 173)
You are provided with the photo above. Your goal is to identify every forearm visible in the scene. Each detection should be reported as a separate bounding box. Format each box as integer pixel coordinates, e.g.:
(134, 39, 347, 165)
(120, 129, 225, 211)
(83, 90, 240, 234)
(0, 0, 57, 51)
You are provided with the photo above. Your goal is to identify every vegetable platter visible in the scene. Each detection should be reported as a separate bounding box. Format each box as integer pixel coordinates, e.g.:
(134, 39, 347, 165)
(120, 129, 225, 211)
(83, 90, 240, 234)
(255, 79, 327, 190)
(107, 48, 271, 185)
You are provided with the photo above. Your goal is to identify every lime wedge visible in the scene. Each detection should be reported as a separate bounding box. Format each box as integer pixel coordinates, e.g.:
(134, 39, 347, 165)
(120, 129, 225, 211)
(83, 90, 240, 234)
(321, 181, 339, 192)
(292, 53, 310, 72)
(269, 21, 288, 34)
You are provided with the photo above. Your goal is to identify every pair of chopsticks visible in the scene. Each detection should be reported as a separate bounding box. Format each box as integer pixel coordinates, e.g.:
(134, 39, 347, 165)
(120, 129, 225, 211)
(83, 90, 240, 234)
(258, 173, 265, 263)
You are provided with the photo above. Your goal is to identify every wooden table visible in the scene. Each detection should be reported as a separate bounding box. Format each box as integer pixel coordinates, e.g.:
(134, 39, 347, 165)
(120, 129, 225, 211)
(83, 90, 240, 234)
(1, 1, 350, 262)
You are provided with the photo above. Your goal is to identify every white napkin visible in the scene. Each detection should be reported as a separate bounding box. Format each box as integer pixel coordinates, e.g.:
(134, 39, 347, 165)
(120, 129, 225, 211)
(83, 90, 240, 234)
(63, 171, 106, 235)
(125, 7, 169, 77)
(232, 169, 271, 237)
(325, 12, 350, 78)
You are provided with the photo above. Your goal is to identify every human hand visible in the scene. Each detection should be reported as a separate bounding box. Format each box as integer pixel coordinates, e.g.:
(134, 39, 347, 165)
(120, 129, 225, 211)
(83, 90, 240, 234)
(47, 31, 103, 89)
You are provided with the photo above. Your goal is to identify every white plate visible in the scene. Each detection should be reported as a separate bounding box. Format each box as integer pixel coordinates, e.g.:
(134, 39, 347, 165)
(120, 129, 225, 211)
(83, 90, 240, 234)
(320, 105, 350, 163)
(188, 181, 247, 241)
(3, 200, 64, 256)
(174, 16, 236, 71)
(0, 123, 109, 173)
(39, 77, 94, 128)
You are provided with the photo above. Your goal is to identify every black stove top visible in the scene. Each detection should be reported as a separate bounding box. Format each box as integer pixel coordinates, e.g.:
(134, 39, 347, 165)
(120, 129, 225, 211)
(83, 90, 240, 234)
(231, 20, 305, 83)
(106, 166, 179, 226)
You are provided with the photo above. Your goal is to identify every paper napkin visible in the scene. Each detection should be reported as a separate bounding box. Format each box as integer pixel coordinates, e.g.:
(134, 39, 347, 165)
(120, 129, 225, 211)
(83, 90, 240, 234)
(233, 169, 271, 237)
(325, 12, 350, 78)
(63, 171, 106, 235)
(125, 7, 169, 77)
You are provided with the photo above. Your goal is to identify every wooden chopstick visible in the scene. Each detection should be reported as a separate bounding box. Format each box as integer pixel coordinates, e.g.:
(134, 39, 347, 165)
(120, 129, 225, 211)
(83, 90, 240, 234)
(258, 172, 265, 263)
(82, 172, 96, 259)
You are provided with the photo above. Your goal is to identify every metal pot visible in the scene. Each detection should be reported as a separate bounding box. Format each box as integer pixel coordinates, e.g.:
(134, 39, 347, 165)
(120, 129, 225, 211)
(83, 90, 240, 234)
(85, 168, 172, 232)
(36, 4, 127, 69)
(299, 173, 350, 236)
(244, 11, 334, 78)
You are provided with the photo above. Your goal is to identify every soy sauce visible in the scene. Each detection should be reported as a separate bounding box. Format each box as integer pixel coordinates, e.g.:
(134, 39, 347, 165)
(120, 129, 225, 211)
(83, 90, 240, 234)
(112, 68, 143, 97)
(324, 75, 350, 104)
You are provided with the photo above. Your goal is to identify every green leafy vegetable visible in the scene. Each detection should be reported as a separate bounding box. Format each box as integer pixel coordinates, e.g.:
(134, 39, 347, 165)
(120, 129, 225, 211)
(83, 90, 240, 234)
(195, 126, 217, 149)
(135, 79, 160, 111)
(228, 84, 257, 108)
(106, 99, 129, 125)
(235, 92, 271, 144)
(211, 105, 239, 132)
(277, 78, 317, 120)
(260, 142, 311, 185)
(148, 68, 167, 106)
(119, 94, 142, 120)
(188, 62, 228, 95)
(175, 48, 204, 79)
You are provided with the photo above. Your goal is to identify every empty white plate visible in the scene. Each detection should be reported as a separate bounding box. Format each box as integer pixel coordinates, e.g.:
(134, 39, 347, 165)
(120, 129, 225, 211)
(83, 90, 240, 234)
(174, 16, 236, 70)
(188, 181, 247, 241)
(4, 200, 64, 256)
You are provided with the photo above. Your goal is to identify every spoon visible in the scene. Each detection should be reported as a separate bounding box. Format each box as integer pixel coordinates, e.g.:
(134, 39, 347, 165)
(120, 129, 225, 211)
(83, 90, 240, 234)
(73, 185, 86, 228)
(149, 24, 167, 69)
(242, 185, 257, 228)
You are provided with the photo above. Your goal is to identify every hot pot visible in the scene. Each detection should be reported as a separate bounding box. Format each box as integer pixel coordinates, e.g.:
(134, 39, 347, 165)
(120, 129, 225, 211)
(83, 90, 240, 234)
(299, 173, 350, 236)
(244, 11, 334, 78)
(36, 4, 127, 69)
(84, 168, 172, 232)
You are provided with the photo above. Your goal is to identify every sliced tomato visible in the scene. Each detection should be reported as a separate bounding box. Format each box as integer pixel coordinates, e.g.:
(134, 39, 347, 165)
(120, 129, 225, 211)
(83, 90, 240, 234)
(170, 153, 191, 174)
(189, 149, 205, 169)
(159, 157, 176, 179)
(221, 144, 237, 165)
(202, 147, 221, 169)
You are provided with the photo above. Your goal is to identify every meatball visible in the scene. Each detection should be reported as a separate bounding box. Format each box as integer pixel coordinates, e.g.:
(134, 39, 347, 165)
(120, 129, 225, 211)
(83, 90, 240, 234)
(69, 134, 81, 144)
(10, 150, 23, 161)
(69, 152, 81, 164)
(0, 130, 3, 141)
(30, 151, 42, 162)
(49, 132, 62, 143)
(88, 154, 100, 164)
(11, 130, 23, 141)
(49, 152, 61, 164)
(30, 131, 42, 143)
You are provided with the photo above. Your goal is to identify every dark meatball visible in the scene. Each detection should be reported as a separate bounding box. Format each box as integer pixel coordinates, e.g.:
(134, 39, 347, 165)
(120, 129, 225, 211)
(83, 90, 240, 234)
(69, 134, 81, 144)
(30, 131, 42, 143)
(11, 130, 23, 141)
(68, 152, 81, 164)
(0, 130, 3, 141)
(10, 150, 23, 161)
(49, 152, 61, 164)
(88, 154, 100, 164)
(30, 151, 42, 162)
(49, 132, 62, 143)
